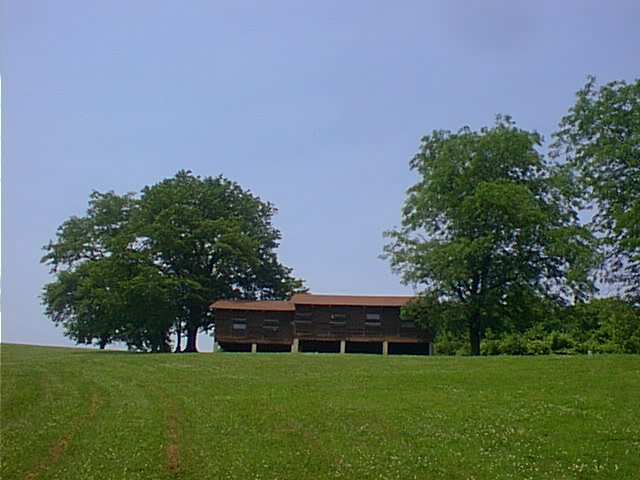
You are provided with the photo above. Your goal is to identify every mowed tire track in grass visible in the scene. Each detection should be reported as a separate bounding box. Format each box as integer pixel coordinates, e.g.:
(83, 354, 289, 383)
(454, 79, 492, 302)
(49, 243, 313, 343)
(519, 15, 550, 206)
(0, 346, 107, 480)
(2, 345, 640, 480)
(145, 383, 184, 476)
(24, 388, 101, 479)
(1, 347, 180, 480)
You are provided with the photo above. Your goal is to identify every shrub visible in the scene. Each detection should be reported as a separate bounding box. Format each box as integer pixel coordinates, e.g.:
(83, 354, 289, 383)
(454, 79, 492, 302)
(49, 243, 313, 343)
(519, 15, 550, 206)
(433, 330, 466, 355)
(526, 339, 551, 355)
(499, 333, 528, 355)
(548, 331, 575, 353)
(480, 338, 502, 356)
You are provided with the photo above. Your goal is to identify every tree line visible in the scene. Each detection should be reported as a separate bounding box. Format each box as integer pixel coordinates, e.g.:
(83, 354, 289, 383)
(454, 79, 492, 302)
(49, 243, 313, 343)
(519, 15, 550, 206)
(42, 77, 639, 354)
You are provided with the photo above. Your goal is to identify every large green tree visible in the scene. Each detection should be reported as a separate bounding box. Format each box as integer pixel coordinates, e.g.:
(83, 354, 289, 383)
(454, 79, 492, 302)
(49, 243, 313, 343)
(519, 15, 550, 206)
(42, 171, 304, 352)
(133, 171, 304, 352)
(552, 77, 640, 299)
(42, 191, 178, 351)
(384, 117, 596, 355)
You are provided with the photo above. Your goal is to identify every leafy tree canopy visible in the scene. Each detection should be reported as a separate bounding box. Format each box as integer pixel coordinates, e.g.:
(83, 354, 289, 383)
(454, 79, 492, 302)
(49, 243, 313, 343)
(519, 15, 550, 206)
(552, 76, 640, 300)
(385, 116, 597, 355)
(42, 171, 304, 352)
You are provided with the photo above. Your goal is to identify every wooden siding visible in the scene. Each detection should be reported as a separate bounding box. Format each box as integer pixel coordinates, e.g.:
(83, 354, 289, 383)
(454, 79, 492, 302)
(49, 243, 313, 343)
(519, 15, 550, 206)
(292, 304, 429, 343)
(214, 308, 295, 345)
(214, 302, 431, 346)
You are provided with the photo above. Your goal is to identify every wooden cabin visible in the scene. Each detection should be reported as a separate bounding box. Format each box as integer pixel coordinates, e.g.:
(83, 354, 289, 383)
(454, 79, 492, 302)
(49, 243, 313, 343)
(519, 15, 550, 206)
(211, 300, 295, 353)
(212, 294, 432, 355)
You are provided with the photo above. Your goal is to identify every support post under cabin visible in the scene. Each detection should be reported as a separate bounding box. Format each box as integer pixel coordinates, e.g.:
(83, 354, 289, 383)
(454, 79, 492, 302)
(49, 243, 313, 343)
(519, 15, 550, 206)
(291, 338, 299, 353)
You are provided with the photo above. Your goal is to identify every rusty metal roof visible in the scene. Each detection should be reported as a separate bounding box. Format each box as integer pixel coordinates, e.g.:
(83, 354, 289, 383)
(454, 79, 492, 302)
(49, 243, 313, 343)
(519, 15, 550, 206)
(211, 300, 295, 312)
(291, 294, 413, 307)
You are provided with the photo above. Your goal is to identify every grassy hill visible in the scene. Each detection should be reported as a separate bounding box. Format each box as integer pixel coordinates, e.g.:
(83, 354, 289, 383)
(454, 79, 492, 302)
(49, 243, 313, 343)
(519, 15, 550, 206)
(1, 344, 639, 480)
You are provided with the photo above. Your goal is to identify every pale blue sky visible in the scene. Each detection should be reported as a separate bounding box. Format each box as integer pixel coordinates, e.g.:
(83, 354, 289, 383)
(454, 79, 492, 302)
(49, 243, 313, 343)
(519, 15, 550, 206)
(2, 0, 639, 349)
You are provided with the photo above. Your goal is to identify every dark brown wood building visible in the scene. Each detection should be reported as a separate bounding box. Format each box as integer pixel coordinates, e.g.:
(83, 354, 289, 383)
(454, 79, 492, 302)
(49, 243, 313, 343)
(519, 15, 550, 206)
(212, 294, 432, 355)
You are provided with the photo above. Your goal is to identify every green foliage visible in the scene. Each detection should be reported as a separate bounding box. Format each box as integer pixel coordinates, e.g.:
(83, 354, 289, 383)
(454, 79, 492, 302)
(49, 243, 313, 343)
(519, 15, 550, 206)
(41, 191, 175, 351)
(385, 116, 597, 354)
(3, 345, 640, 479)
(548, 331, 575, 353)
(41, 171, 304, 352)
(525, 339, 551, 356)
(400, 295, 446, 340)
(432, 329, 468, 355)
(497, 333, 529, 355)
(132, 170, 305, 351)
(432, 296, 640, 356)
(572, 297, 640, 353)
(552, 76, 640, 298)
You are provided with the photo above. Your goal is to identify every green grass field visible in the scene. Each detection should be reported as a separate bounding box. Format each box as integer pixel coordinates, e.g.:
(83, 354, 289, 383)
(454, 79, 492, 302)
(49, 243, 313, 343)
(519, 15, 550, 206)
(1, 344, 639, 480)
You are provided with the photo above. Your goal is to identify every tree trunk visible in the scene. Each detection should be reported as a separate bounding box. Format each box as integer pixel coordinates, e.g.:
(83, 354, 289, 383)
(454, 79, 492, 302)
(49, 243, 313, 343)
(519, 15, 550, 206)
(468, 276, 483, 356)
(470, 326, 481, 356)
(184, 325, 199, 353)
(469, 310, 482, 356)
(161, 336, 171, 353)
(174, 328, 182, 353)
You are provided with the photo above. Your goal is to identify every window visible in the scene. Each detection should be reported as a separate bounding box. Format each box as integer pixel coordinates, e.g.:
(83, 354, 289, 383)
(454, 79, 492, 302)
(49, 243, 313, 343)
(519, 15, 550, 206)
(294, 313, 313, 337)
(232, 319, 247, 330)
(264, 319, 279, 330)
(295, 312, 312, 322)
(365, 312, 381, 326)
(401, 320, 415, 329)
(295, 313, 312, 328)
(330, 314, 346, 334)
